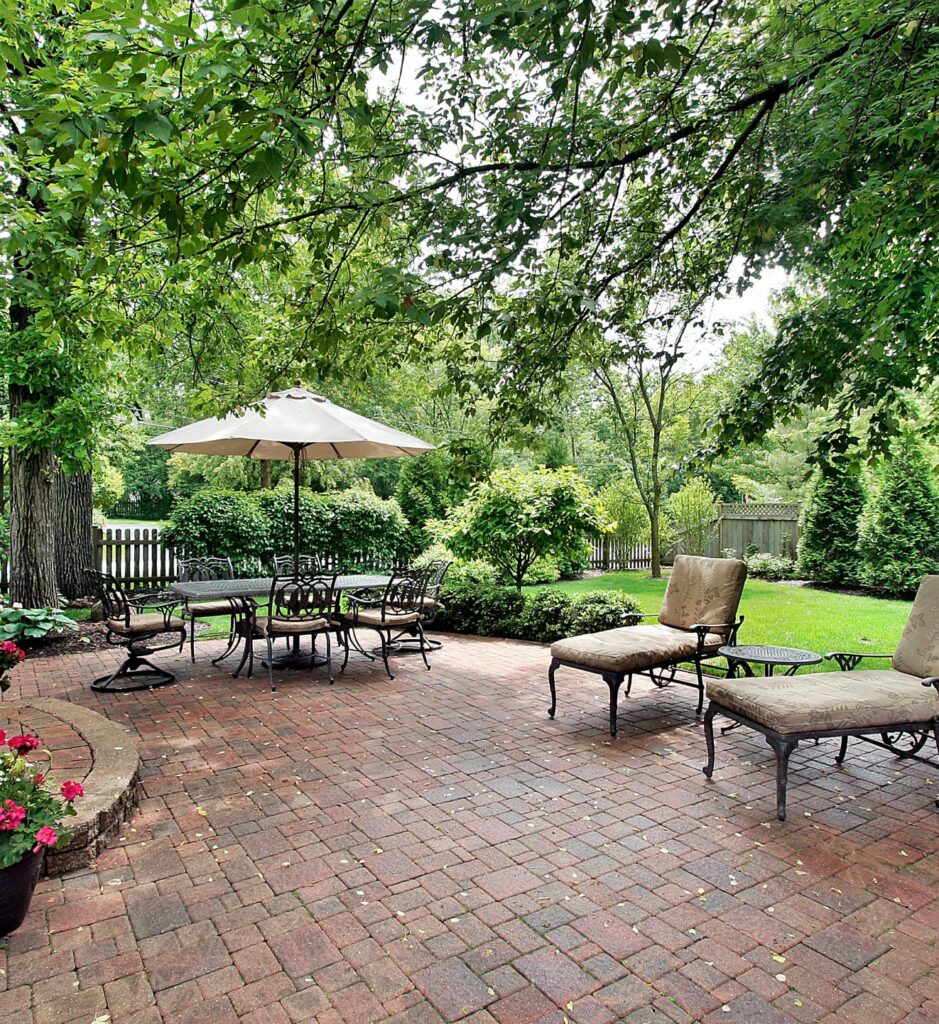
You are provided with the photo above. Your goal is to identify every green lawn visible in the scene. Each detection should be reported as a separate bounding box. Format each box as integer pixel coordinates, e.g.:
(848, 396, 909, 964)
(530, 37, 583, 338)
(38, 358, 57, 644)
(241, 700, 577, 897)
(529, 571, 912, 668)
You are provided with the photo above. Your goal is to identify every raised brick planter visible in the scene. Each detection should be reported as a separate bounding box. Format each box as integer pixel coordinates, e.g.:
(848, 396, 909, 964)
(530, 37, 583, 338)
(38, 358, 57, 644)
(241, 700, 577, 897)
(0, 697, 140, 875)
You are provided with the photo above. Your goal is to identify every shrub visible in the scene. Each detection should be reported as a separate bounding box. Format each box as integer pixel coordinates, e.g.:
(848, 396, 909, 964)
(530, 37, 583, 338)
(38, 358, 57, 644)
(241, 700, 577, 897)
(518, 589, 575, 643)
(437, 562, 525, 637)
(92, 457, 125, 516)
(598, 478, 646, 547)
(162, 489, 270, 573)
(256, 486, 410, 571)
(745, 552, 798, 581)
(557, 542, 590, 579)
(859, 432, 939, 593)
(797, 462, 866, 584)
(521, 556, 561, 586)
(396, 451, 453, 551)
(666, 478, 719, 556)
(0, 607, 79, 644)
(440, 466, 609, 588)
(566, 591, 642, 635)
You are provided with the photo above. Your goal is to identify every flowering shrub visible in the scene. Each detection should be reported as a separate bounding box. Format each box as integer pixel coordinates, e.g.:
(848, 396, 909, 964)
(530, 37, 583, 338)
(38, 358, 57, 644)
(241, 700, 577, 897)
(0, 673, 85, 868)
(0, 639, 26, 693)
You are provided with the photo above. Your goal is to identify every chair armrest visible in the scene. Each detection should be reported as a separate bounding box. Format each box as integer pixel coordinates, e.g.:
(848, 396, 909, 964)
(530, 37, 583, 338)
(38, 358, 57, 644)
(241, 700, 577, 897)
(688, 621, 741, 634)
(636, 612, 659, 618)
(128, 593, 180, 629)
(347, 593, 382, 608)
(825, 651, 893, 671)
(922, 677, 939, 694)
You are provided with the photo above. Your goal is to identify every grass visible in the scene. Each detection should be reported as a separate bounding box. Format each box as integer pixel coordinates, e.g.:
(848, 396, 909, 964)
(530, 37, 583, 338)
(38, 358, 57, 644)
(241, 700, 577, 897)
(528, 571, 913, 667)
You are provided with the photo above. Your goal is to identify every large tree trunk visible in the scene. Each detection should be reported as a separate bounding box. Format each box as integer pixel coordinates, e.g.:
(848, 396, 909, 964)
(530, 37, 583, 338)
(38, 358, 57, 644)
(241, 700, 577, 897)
(54, 465, 94, 600)
(8, 437, 58, 607)
(649, 508, 661, 578)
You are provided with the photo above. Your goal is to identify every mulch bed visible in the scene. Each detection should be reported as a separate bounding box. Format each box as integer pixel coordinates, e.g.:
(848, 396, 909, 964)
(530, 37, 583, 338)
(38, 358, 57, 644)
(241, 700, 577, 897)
(20, 621, 112, 659)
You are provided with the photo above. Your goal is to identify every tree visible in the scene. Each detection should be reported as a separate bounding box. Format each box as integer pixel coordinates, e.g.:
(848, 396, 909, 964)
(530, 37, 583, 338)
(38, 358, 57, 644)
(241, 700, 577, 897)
(667, 479, 719, 557)
(858, 433, 939, 594)
(797, 463, 866, 584)
(440, 467, 608, 589)
(54, 467, 94, 601)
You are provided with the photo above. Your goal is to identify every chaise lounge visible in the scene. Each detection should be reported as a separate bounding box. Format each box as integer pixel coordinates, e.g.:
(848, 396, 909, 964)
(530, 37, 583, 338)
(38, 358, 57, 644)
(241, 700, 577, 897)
(548, 554, 748, 735)
(703, 575, 939, 820)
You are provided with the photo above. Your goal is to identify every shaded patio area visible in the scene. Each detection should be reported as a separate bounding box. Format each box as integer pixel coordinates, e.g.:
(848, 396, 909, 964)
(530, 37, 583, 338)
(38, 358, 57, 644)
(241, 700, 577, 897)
(2, 636, 938, 1024)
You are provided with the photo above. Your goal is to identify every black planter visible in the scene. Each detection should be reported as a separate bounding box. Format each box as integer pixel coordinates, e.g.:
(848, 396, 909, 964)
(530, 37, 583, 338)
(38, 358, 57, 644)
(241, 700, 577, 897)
(0, 848, 44, 936)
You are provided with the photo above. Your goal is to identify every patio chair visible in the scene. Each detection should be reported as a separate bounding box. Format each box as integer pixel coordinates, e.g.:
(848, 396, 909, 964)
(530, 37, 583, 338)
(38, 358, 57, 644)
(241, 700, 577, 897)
(703, 574, 939, 820)
(85, 569, 187, 692)
(387, 558, 452, 654)
(177, 556, 236, 663)
(548, 554, 747, 735)
(341, 567, 432, 679)
(232, 572, 340, 691)
(273, 554, 322, 574)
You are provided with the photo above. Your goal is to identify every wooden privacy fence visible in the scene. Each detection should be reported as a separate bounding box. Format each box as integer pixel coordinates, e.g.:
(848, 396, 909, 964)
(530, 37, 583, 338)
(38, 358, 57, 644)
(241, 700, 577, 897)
(592, 502, 801, 571)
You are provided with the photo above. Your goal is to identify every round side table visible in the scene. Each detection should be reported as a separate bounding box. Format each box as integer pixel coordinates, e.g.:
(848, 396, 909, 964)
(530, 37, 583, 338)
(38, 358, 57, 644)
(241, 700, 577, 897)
(716, 645, 823, 735)
(718, 644, 823, 678)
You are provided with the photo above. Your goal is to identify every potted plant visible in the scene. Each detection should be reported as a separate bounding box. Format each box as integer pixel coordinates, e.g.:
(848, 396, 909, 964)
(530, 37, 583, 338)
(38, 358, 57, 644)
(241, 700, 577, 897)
(1, 642, 86, 935)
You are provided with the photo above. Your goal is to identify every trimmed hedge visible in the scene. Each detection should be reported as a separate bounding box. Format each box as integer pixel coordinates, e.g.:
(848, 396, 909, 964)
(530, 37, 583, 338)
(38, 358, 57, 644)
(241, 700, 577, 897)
(164, 485, 410, 572)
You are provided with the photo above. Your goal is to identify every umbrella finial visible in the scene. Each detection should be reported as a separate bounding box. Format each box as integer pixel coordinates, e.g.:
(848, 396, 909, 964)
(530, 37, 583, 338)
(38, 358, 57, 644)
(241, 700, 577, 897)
(294, 378, 302, 387)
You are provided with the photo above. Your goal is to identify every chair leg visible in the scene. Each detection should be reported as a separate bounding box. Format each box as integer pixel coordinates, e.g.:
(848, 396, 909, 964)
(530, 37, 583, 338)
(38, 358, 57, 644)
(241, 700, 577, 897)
(603, 673, 622, 737)
(694, 658, 705, 715)
(702, 703, 718, 778)
(767, 736, 798, 821)
(266, 636, 276, 693)
(341, 627, 351, 672)
(416, 623, 431, 670)
(189, 614, 196, 662)
(232, 631, 251, 678)
(324, 631, 334, 685)
(377, 631, 394, 680)
(548, 660, 558, 719)
(835, 735, 849, 764)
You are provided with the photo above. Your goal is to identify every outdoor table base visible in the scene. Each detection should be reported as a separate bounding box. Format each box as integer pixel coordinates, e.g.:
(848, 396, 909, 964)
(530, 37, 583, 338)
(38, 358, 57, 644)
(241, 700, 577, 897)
(716, 644, 823, 734)
(170, 575, 391, 672)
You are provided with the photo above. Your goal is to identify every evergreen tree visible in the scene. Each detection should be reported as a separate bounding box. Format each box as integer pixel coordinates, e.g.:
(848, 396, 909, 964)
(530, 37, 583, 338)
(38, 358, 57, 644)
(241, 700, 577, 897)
(797, 462, 866, 584)
(859, 434, 939, 594)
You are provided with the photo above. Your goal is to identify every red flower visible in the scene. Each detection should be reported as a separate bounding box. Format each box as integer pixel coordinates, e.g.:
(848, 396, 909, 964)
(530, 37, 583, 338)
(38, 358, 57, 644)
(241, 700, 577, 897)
(61, 781, 84, 802)
(32, 825, 57, 851)
(0, 640, 24, 661)
(8, 734, 40, 754)
(0, 799, 26, 831)
(0, 728, 4, 746)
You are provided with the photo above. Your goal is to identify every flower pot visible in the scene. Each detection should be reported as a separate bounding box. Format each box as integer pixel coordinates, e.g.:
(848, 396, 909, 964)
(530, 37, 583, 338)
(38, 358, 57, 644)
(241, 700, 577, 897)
(0, 848, 44, 936)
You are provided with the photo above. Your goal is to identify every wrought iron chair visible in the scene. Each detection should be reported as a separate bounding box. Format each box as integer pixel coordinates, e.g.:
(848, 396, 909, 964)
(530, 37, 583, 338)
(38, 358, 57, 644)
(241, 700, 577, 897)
(342, 568, 432, 679)
(178, 556, 235, 663)
(386, 559, 452, 654)
(232, 573, 340, 691)
(85, 569, 186, 692)
(273, 554, 322, 575)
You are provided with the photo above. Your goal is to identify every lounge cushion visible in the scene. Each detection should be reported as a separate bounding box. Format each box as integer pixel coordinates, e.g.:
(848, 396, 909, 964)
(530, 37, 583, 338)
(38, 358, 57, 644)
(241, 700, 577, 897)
(892, 575, 939, 678)
(658, 555, 747, 633)
(706, 670, 939, 734)
(186, 601, 237, 616)
(551, 624, 723, 674)
(257, 616, 333, 635)
(108, 613, 186, 635)
(344, 610, 421, 627)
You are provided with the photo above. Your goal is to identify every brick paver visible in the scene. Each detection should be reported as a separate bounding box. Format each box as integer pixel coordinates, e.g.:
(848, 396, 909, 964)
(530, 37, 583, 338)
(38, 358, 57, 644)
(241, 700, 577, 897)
(2, 634, 938, 1023)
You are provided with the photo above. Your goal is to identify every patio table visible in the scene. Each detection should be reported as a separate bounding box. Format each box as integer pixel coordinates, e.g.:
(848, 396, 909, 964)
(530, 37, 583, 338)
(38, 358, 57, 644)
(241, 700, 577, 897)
(170, 574, 391, 669)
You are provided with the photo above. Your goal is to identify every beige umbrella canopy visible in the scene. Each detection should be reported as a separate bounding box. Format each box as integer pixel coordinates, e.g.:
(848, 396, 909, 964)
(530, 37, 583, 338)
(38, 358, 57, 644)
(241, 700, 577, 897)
(148, 383, 434, 566)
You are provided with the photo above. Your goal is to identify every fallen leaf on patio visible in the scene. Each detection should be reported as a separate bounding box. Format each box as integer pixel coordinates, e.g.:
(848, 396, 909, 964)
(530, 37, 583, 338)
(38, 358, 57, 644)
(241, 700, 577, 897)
(196, 807, 207, 816)
(772, 955, 786, 963)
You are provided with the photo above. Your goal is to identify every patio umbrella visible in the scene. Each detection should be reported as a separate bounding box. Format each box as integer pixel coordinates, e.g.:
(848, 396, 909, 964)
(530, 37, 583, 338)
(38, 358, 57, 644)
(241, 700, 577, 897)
(147, 383, 434, 568)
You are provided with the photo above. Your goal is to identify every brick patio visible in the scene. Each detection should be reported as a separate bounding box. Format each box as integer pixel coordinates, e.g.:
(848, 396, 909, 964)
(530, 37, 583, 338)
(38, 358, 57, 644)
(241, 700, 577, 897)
(2, 635, 938, 1024)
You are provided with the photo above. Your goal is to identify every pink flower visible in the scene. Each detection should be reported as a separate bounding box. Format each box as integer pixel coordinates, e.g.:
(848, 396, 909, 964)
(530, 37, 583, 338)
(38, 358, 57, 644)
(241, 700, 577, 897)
(33, 825, 57, 851)
(0, 640, 24, 661)
(61, 781, 84, 802)
(0, 800, 26, 831)
(0, 728, 4, 746)
(34, 772, 45, 785)
(8, 734, 40, 754)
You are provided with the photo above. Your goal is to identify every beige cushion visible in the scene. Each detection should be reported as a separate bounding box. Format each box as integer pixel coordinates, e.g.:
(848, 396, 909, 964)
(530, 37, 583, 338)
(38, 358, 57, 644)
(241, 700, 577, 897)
(257, 616, 333, 635)
(108, 613, 186, 635)
(892, 575, 939, 678)
(658, 555, 747, 633)
(551, 624, 723, 674)
(706, 670, 939, 734)
(187, 601, 237, 616)
(344, 609, 421, 627)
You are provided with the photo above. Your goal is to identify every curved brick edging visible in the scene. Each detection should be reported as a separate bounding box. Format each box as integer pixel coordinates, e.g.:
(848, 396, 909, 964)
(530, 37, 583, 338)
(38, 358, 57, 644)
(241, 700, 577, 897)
(0, 697, 140, 876)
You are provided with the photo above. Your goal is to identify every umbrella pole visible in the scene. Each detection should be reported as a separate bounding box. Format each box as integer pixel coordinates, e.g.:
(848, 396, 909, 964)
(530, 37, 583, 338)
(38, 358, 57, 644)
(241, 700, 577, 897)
(293, 444, 301, 574)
